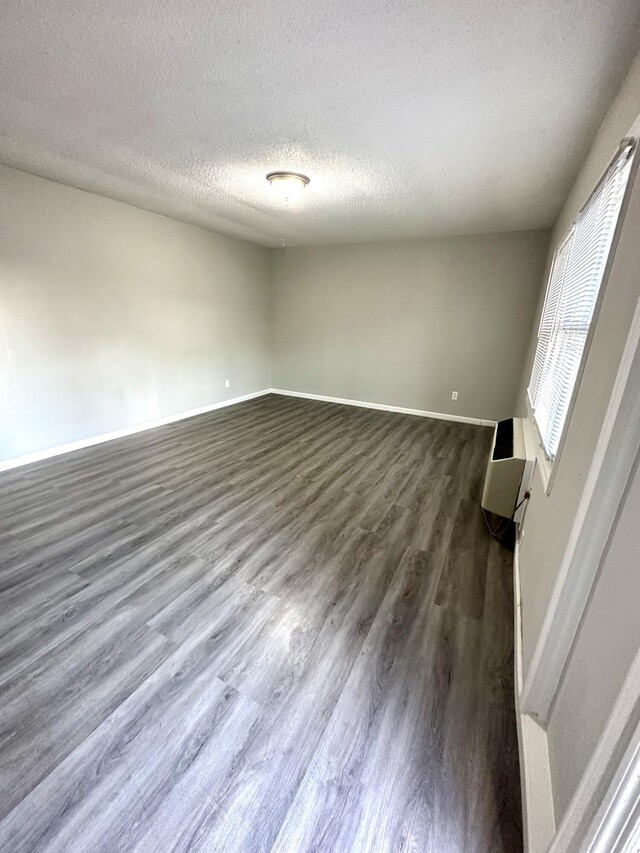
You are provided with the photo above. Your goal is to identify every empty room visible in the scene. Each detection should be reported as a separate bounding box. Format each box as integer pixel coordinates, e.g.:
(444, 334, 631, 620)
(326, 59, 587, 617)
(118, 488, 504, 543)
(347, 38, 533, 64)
(2, 2, 640, 851)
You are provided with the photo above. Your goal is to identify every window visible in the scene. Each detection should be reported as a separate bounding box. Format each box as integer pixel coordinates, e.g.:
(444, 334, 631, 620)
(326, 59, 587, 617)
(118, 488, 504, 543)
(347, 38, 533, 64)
(528, 140, 636, 460)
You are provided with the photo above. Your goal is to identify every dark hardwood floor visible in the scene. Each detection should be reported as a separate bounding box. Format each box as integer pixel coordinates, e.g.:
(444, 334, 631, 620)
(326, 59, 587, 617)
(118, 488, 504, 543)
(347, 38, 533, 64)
(0, 394, 522, 852)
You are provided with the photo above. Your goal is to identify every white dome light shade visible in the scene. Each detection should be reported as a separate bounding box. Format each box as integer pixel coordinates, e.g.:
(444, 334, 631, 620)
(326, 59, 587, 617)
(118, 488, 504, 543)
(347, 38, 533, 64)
(266, 171, 310, 200)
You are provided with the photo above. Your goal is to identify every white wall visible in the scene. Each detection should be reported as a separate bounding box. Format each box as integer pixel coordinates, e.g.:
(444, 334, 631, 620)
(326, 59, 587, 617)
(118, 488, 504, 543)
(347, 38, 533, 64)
(0, 168, 551, 464)
(0, 165, 271, 462)
(271, 232, 549, 423)
(517, 49, 640, 823)
(518, 51, 640, 677)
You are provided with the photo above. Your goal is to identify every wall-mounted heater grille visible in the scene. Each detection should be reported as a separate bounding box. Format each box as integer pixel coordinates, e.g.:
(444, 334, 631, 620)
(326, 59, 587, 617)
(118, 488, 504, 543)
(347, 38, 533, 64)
(481, 418, 527, 519)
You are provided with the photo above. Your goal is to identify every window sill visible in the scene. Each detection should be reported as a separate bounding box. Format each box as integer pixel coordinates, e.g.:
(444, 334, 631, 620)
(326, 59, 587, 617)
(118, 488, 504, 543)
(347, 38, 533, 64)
(523, 405, 553, 493)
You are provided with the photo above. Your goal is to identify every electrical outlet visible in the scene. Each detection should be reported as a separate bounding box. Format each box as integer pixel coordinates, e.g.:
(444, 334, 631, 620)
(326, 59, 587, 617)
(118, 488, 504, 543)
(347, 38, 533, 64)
(451, 391, 458, 400)
(225, 379, 230, 389)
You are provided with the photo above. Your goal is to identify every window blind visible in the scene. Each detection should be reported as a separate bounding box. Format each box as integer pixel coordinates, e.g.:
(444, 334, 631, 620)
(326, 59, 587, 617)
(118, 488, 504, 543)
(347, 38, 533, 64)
(528, 140, 635, 459)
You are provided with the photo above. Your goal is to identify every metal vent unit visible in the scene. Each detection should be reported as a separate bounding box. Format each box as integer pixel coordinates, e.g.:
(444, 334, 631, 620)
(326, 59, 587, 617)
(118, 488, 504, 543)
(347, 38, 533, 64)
(481, 418, 527, 519)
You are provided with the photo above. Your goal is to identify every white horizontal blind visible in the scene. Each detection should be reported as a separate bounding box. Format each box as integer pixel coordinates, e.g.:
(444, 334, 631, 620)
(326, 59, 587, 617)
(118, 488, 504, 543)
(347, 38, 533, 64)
(529, 231, 574, 411)
(528, 141, 635, 459)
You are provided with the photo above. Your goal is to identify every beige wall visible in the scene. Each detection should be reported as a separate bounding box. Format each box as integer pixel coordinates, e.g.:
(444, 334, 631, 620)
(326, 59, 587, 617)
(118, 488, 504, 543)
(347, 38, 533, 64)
(517, 50, 640, 822)
(271, 232, 549, 423)
(0, 165, 271, 462)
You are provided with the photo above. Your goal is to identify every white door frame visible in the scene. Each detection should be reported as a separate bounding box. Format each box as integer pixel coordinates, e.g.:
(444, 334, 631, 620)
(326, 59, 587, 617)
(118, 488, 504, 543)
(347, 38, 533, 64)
(549, 643, 640, 853)
(516, 146, 640, 852)
(520, 290, 640, 725)
(520, 292, 640, 853)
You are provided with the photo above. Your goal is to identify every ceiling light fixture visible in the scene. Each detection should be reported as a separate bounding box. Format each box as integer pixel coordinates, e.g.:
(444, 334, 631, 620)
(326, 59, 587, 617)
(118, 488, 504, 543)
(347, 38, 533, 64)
(266, 171, 310, 200)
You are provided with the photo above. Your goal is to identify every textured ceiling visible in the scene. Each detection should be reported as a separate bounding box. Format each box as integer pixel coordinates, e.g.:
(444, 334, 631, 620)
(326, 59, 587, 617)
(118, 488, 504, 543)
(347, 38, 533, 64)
(1, 1, 640, 247)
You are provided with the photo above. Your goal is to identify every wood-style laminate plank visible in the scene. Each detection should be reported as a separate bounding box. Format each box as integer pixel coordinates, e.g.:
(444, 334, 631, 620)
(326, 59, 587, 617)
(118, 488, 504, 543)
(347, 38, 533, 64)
(270, 547, 489, 853)
(0, 608, 173, 819)
(0, 394, 521, 852)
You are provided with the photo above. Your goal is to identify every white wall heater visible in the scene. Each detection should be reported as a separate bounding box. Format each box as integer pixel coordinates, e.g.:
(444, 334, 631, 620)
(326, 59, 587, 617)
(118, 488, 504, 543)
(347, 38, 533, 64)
(481, 418, 527, 519)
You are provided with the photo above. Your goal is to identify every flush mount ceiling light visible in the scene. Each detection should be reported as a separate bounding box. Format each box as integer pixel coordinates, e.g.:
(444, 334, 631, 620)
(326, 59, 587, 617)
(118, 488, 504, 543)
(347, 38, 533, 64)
(266, 171, 310, 201)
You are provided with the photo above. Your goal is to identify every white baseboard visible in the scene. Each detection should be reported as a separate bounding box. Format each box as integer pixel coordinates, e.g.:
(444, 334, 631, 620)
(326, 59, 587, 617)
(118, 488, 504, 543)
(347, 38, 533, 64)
(514, 542, 556, 853)
(270, 388, 496, 427)
(0, 389, 271, 473)
(1, 386, 495, 473)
